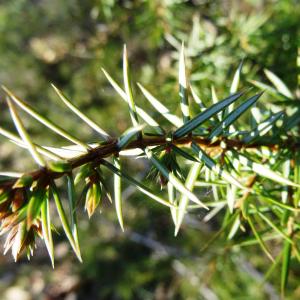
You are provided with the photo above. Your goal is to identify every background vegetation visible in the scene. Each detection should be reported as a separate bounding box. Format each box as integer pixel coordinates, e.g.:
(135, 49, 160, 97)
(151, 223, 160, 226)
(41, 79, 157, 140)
(0, 0, 299, 299)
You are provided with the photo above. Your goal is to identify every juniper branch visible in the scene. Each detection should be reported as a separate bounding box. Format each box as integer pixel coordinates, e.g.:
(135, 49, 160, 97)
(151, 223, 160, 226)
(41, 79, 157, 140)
(0, 135, 295, 190)
(0, 45, 299, 287)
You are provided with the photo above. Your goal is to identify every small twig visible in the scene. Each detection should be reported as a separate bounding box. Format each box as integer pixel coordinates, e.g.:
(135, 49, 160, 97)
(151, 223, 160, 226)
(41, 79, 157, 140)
(0, 135, 294, 189)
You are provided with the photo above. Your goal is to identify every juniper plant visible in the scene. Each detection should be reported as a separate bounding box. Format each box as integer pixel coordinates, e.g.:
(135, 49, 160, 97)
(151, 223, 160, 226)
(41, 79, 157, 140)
(0, 44, 299, 295)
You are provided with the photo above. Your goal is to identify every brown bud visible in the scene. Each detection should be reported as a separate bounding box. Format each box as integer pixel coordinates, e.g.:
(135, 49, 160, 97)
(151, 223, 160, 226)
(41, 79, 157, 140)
(3, 220, 38, 262)
(11, 188, 26, 212)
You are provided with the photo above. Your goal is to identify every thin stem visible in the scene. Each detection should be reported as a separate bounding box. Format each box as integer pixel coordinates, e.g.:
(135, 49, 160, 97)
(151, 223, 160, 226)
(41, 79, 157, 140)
(0, 134, 298, 189)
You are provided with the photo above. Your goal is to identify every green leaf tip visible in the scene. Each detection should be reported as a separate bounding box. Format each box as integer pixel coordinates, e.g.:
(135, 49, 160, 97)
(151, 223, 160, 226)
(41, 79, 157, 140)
(41, 196, 55, 268)
(51, 83, 111, 141)
(51, 182, 82, 262)
(264, 69, 293, 99)
(101, 159, 176, 209)
(113, 156, 124, 231)
(175, 163, 202, 236)
(173, 91, 244, 139)
(230, 60, 244, 94)
(27, 188, 47, 229)
(117, 124, 146, 150)
(209, 92, 263, 140)
(137, 83, 183, 127)
(3, 85, 89, 151)
(6, 97, 46, 167)
(123, 44, 140, 128)
(102, 69, 164, 135)
(179, 41, 190, 123)
(145, 147, 208, 210)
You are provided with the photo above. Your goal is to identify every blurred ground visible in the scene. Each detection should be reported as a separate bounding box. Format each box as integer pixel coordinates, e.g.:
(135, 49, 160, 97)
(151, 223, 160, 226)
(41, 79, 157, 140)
(0, 0, 299, 299)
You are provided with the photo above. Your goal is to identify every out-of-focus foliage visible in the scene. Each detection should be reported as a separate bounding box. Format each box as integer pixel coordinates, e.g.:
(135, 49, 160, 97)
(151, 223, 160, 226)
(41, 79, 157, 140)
(0, 0, 299, 299)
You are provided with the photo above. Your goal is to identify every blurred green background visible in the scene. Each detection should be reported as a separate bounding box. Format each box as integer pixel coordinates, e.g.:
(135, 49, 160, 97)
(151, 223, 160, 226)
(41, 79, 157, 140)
(0, 0, 299, 299)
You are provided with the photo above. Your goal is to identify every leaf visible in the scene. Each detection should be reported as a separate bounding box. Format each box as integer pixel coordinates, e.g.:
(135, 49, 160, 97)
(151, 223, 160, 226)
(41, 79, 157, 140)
(209, 92, 262, 140)
(175, 163, 202, 236)
(210, 172, 220, 202)
(235, 232, 280, 248)
(243, 111, 284, 143)
(248, 80, 284, 100)
(41, 195, 54, 267)
(113, 156, 124, 231)
(27, 188, 47, 229)
(188, 200, 227, 210)
(171, 145, 200, 163)
(195, 180, 227, 187)
(0, 126, 63, 161)
(191, 142, 246, 190)
(52, 140, 84, 156)
(227, 214, 241, 240)
(259, 193, 299, 212)
(134, 108, 165, 135)
(119, 148, 144, 157)
(230, 60, 243, 94)
(6, 98, 46, 167)
(144, 147, 207, 209)
(264, 69, 293, 99)
(51, 84, 110, 141)
(190, 85, 206, 109)
(101, 68, 127, 99)
(281, 239, 292, 297)
(248, 216, 274, 262)
(293, 152, 300, 208)
(281, 107, 300, 132)
(227, 184, 237, 213)
(0, 172, 23, 178)
(95, 167, 112, 204)
(167, 182, 177, 225)
(13, 175, 33, 188)
(117, 124, 145, 150)
(179, 42, 190, 123)
(74, 163, 92, 185)
(137, 83, 183, 127)
(211, 85, 218, 104)
(262, 250, 283, 284)
(50, 182, 82, 262)
(3, 86, 88, 151)
(123, 45, 139, 128)
(229, 150, 299, 187)
(200, 212, 238, 252)
(0, 190, 10, 204)
(67, 174, 81, 255)
(202, 202, 226, 222)
(255, 209, 293, 244)
(281, 159, 290, 204)
(0, 205, 28, 236)
(173, 91, 244, 139)
(250, 106, 263, 125)
(165, 33, 181, 49)
(101, 159, 175, 208)
(11, 221, 27, 262)
(48, 160, 72, 173)
(211, 86, 222, 121)
(101, 68, 164, 135)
